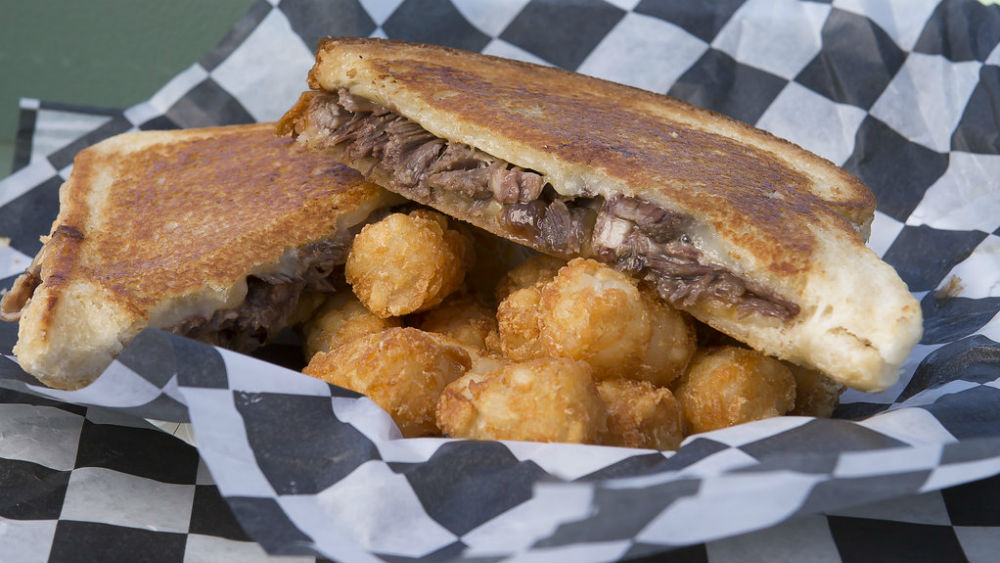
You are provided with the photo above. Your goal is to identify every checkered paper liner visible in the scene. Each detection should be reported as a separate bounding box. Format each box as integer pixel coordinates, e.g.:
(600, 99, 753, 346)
(2, 1, 1000, 561)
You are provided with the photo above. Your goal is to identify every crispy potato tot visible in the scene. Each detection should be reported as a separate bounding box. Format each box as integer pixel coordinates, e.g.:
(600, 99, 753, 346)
(414, 294, 497, 351)
(436, 357, 607, 444)
(493, 253, 565, 302)
(301, 291, 401, 360)
(673, 346, 796, 434)
(463, 347, 511, 379)
(408, 208, 477, 267)
(345, 210, 470, 317)
(406, 207, 448, 230)
(538, 258, 694, 385)
(491, 259, 695, 385)
(538, 259, 648, 378)
(787, 364, 844, 418)
(489, 286, 546, 360)
(597, 378, 683, 450)
(412, 292, 509, 378)
(304, 327, 471, 437)
(637, 287, 697, 386)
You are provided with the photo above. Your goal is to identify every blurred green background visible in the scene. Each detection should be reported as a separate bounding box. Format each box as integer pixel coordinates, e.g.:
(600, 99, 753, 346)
(0, 1, 254, 179)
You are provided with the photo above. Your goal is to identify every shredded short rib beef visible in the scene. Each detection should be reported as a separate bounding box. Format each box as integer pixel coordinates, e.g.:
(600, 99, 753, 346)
(592, 196, 799, 319)
(307, 90, 799, 320)
(0, 226, 357, 351)
(167, 232, 353, 352)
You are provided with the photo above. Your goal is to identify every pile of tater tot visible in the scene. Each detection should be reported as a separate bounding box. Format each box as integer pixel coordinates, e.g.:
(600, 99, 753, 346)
(300, 208, 845, 449)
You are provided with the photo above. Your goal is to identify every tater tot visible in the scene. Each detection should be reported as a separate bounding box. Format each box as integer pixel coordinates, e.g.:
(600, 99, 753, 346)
(491, 258, 695, 385)
(303, 327, 471, 437)
(414, 294, 497, 351)
(597, 378, 684, 450)
(673, 346, 796, 434)
(493, 253, 566, 302)
(436, 357, 607, 444)
(345, 210, 470, 318)
(408, 208, 477, 267)
(539, 259, 651, 377)
(637, 288, 697, 387)
(301, 291, 401, 361)
(463, 346, 511, 380)
(787, 364, 844, 418)
(537, 258, 694, 385)
(412, 292, 509, 379)
(489, 286, 547, 360)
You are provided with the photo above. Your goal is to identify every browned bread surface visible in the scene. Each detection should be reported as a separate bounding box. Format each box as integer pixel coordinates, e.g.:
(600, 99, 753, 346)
(58, 123, 381, 308)
(5, 123, 396, 389)
(301, 38, 875, 276)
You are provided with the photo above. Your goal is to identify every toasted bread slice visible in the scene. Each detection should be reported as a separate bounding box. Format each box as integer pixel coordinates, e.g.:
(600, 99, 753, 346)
(1, 123, 400, 389)
(278, 38, 922, 392)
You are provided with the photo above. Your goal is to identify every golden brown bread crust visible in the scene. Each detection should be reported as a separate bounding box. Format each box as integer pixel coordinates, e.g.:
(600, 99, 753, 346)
(298, 38, 875, 276)
(5, 123, 399, 389)
(283, 38, 922, 392)
(51, 123, 383, 310)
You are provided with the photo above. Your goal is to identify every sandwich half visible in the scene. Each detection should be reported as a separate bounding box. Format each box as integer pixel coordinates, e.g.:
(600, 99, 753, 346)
(277, 37, 922, 392)
(0, 123, 400, 389)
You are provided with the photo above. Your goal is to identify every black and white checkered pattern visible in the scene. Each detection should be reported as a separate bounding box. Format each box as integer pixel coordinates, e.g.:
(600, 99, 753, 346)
(2, 1, 999, 561)
(0, 386, 315, 563)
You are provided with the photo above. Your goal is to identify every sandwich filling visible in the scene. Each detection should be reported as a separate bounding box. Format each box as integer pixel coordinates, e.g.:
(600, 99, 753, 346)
(166, 229, 355, 352)
(1, 219, 368, 355)
(298, 90, 799, 321)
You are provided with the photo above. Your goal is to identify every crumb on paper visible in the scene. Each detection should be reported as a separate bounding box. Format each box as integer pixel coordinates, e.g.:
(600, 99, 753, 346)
(0, 237, 9, 247)
(934, 275, 964, 300)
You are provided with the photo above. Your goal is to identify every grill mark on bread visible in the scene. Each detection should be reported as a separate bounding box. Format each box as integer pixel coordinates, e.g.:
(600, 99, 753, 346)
(0, 225, 85, 321)
(306, 38, 880, 257)
(355, 59, 845, 273)
(293, 91, 799, 320)
(52, 225, 84, 239)
(72, 128, 377, 307)
(0, 268, 41, 322)
(2, 124, 392, 356)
